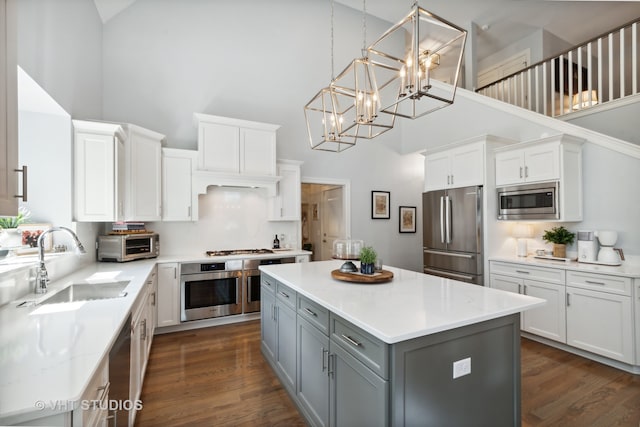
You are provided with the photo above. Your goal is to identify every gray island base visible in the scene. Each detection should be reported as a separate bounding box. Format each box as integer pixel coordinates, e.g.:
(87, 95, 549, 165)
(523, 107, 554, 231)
(259, 261, 544, 427)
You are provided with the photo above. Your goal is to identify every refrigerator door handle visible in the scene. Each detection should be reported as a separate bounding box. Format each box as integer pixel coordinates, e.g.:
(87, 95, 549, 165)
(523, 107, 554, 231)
(423, 249, 475, 259)
(445, 195, 451, 244)
(440, 196, 445, 244)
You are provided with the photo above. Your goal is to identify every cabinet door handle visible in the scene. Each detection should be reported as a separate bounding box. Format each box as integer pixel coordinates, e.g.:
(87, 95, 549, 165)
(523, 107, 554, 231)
(566, 293, 571, 307)
(14, 166, 27, 201)
(341, 334, 362, 347)
(151, 292, 156, 306)
(515, 270, 530, 274)
(321, 347, 328, 372)
(518, 284, 522, 294)
(94, 382, 110, 409)
(174, 267, 177, 279)
(327, 353, 335, 377)
(519, 166, 523, 178)
(523, 285, 527, 295)
(304, 307, 317, 317)
(447, 175, 450, 185)
(450, 174, 454, 185)
(525, 166, 529, 178)
(585, 280, 606, 286)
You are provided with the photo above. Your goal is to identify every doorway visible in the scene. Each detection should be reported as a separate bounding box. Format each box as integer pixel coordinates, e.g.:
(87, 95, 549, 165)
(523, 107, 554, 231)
(301, 179, 350, 261)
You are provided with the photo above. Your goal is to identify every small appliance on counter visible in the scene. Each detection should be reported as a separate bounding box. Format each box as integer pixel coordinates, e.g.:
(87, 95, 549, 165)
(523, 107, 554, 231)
(595, 230, 624, 265)
(577, 230, 597, 263)
(97, 232, 159, 262)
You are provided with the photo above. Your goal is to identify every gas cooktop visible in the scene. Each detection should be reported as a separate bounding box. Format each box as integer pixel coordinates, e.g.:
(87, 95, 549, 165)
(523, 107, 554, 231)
(206, 248, 274, 257)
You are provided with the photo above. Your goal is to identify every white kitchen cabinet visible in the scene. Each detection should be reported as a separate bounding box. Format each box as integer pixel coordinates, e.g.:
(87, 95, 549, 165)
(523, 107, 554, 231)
(494, 134, 583, 187)
(490, 262, 566, 343)
(73, 121, 126, 222)
(130, 268, 157, 426)
(156, 263, 180, 327)
(123, 124, 164, 221)
(635, 280, 640, 366)
(566, 271, 633, 364)
(424, 141, 484, 191)
(194, 113, 279, 175)
(269, 160, 302, 221)
(0, 0, 19, 216)
(162, 148, 197, 221)
(73, 120, 164, 222)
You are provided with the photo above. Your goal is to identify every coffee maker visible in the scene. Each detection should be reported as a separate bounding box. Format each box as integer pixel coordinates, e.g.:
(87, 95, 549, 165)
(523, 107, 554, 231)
(595, 230, 623, 264)
(577, 230, 597, 263)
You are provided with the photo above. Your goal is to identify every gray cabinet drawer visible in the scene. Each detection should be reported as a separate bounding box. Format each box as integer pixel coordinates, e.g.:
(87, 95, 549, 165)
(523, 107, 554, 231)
(330, 314, 389, 379)
(490, 261, 564, 285)
(298, 294, 329, 336)
(261, 274, 277, 294)
(276, 282, 296, 309)
(567, 271, 632, 296)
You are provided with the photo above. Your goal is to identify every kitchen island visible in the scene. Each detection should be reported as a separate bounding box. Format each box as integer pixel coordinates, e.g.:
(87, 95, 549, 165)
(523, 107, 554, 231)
(259, 260, 545, 427)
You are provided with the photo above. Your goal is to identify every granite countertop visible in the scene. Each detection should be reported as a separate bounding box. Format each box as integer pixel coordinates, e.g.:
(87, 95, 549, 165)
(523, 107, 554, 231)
(489, 255, 640, 278)
(259, 260, 545, 344)
(0, 260, 157, 424)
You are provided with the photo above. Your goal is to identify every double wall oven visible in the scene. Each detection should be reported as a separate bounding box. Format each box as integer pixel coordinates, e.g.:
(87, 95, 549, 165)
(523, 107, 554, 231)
(180, 251, 295, 322)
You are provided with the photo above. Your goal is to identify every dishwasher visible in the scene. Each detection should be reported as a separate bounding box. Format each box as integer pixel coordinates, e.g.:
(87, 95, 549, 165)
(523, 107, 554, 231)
(109, 313, 131, 426)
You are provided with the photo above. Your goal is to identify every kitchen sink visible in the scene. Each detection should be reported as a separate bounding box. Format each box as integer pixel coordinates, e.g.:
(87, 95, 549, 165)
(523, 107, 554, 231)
(40, 281, 130, 305)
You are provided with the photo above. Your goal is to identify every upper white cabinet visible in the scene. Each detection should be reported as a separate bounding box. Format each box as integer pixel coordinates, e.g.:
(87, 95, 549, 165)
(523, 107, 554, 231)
(0, 0, 19, 216)
(73, 120, 164, 222)
(269, 160, 302, 221)
(123, 124, 164, 221)
(423, 136, 512, 192)
(162, 148, 197, 221)
(194, 113, 279, 175)
(494, 135, 584, 187)
(424, 141, 484, 191)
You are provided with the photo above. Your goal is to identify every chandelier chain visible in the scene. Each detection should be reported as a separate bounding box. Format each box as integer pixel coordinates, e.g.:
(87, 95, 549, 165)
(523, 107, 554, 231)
(362, 0, 367, 51)
(331, 0, 335, 80)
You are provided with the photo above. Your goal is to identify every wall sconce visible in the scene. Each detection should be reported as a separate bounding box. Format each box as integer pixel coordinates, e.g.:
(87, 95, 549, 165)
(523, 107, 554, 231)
(512, 224, 533, 257)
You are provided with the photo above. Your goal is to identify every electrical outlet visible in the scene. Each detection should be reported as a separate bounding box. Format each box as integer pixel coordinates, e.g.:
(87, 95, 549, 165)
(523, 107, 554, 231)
(452, 357, 471, 379)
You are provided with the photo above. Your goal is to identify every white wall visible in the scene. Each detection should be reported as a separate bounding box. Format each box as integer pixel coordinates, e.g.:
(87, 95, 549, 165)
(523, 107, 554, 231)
(101, 0, 425, 271)
(565, 98, 640, 145)
(16, 0, 103, 118)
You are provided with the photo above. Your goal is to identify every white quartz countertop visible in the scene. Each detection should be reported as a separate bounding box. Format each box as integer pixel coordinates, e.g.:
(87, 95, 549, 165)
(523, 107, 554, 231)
(259, 260, 545, 344)
(490, 255, 640, 278)
(0, 260, 157, 423)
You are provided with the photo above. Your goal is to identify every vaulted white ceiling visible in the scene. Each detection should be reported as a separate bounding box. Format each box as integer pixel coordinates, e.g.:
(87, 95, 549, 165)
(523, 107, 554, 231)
(92, 0, 640, 60)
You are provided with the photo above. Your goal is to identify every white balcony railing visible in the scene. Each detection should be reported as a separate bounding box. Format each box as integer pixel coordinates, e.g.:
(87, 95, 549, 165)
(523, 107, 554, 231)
(477, 19, 640, 117)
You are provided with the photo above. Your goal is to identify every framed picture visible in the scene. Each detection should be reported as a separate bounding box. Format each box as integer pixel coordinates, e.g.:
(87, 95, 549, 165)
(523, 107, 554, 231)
(17, 223, 52, 253)
(399, 206, 416, 233)
(371, 191, 390, 219)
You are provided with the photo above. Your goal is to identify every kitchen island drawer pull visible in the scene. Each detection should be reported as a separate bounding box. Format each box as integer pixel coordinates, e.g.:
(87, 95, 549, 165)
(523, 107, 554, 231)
(585, 280, 606, 286)
(341, 334, 362, 347)
(278, 290, 290, 299)
(304, 307, 317, 317)
(515, 270, 530, 274)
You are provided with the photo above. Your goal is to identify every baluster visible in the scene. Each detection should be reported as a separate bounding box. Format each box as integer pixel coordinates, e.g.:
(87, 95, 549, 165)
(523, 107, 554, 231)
(527, 68, 532, 111)
(544, 61, 549, 117)
(576, 47, 582, 110)
(609, 33, 614, 101)
(633, 23, 638, 94)
(568, 50, 573, 113)
(598, 37, 603, 102)
(587, 42, 593, 108)
(559, 54, 565, 115)
(620, 27, 625, 98)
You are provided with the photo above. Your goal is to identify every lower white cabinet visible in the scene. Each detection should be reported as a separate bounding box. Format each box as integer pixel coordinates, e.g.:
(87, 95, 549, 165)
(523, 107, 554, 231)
(130, 268, 157, 426)
(156, 263, 180, 327)
(490, 261, 635, 365)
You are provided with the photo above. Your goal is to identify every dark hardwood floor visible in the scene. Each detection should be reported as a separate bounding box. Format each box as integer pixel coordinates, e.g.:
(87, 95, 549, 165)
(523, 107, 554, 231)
(136, 320, 640, 427)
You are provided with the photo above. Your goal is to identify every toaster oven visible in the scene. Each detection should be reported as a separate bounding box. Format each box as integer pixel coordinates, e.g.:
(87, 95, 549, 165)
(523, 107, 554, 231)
(97, 233, 159, 262)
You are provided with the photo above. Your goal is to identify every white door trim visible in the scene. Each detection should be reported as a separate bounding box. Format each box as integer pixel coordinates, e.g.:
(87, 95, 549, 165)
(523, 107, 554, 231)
(301, 176, 351, 242)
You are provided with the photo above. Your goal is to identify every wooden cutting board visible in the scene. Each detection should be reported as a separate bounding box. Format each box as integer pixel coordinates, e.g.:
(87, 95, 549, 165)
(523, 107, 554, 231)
(331, 269, 394, 284)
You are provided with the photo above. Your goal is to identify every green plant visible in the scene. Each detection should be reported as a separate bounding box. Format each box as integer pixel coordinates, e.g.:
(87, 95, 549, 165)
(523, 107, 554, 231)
(0, 207, 30, 229)
(542, 226, 575, 245)
(359, 246, 377, 264)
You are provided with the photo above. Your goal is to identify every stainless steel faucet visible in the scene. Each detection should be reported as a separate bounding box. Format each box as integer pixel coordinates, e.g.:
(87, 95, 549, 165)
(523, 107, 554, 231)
(35, 226, 86, 294)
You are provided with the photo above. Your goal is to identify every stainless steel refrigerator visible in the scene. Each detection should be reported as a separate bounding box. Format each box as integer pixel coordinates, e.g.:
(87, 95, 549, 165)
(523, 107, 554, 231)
(422, 186, 483, 285)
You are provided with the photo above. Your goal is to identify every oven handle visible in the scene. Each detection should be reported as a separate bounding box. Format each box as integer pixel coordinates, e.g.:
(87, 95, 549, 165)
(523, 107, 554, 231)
(245, 269, 260, 303)
(180, 271, 242, 281)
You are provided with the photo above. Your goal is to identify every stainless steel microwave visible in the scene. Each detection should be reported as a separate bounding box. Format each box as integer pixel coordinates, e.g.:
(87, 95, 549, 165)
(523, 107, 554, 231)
(97, 233, 159, 262)
(497, 182, 559, 220)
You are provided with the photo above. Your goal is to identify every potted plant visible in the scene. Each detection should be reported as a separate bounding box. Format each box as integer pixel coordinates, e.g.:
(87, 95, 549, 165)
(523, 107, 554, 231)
(0, 207, 30, 248)
(542, 226, 575, 258)
(359, 246, 377, 274)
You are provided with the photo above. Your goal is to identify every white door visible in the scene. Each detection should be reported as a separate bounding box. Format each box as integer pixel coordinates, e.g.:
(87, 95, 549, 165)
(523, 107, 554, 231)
(320, 187, 343, 261)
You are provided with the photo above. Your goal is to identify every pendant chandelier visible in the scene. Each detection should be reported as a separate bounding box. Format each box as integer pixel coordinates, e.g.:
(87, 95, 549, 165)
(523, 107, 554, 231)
(304, 0, 357, 152)
(367, 3, 467, 119)
(329, 0, 396, 140)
